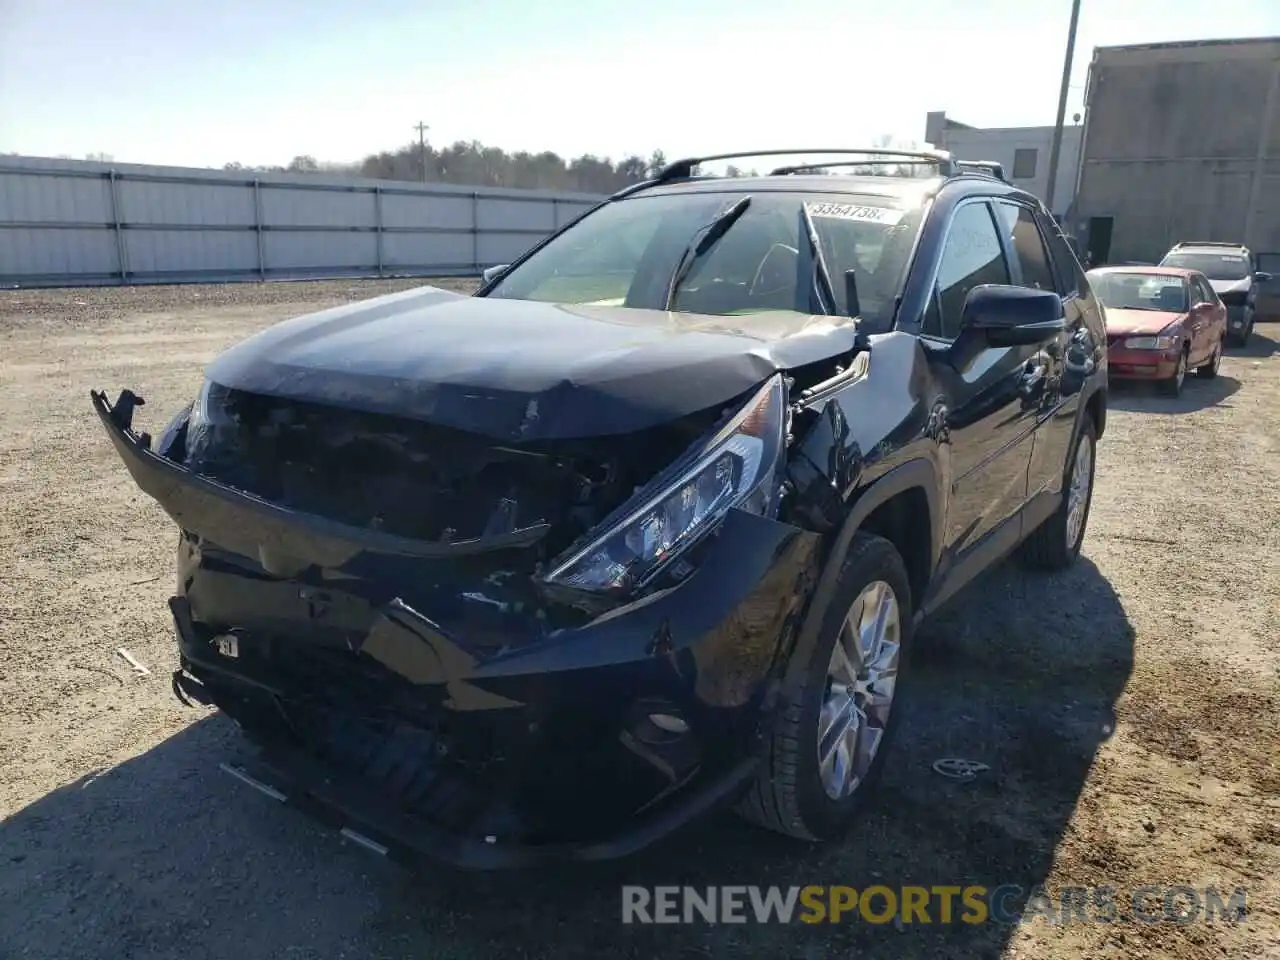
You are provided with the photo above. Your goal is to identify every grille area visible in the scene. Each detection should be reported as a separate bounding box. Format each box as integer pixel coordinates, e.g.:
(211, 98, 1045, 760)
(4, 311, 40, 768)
(181, 384, 717, 563)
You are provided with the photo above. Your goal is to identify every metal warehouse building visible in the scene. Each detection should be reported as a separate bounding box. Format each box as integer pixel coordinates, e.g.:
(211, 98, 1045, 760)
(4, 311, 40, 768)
(1072, 36, 1280, 266)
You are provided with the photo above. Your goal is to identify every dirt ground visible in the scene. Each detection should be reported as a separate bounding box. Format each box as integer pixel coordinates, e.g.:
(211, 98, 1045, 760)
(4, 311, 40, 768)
(0, 280, 1277, 960)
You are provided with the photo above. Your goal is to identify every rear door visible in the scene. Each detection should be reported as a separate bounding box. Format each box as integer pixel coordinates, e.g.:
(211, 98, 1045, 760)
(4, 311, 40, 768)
(1194, 273, 1228, 347)
(992, 199, 1078, 500)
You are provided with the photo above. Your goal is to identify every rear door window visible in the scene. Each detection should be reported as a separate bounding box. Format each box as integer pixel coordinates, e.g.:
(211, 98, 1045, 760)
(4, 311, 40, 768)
(1035, 211, 1082, 296)
(994, 202, 1057, 292)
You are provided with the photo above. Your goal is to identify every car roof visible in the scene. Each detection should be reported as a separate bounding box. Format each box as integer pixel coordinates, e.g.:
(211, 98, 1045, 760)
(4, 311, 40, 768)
(1172, 248, 1249, 259)
(640, 172, 1042, 207)
(1090, 265, 1199, 278)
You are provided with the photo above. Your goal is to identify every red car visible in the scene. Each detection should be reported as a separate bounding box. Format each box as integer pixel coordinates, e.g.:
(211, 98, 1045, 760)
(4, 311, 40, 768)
(1086, 266, 1227, 397)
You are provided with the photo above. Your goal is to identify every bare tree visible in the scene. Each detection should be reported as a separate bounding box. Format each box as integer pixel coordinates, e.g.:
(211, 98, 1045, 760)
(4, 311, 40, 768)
(286, 155, 319, 174)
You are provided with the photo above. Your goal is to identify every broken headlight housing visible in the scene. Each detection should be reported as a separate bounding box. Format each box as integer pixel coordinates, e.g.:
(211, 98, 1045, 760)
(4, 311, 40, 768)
(545, 374, 787, 593)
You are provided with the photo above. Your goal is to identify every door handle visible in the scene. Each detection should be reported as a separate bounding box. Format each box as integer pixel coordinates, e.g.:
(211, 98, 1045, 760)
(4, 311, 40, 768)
(1021, 357, 1049, 382)
(1019, 357, 1049, 405)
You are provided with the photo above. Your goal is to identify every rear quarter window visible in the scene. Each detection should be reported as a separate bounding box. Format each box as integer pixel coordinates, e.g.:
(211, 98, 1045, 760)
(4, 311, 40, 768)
(1031, 211, 1082, 296)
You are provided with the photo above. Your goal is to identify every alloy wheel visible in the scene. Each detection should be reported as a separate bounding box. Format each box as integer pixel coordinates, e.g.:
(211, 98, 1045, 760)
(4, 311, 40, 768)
(1066, 431, 1094, 551)
(818, 580, 901, 800)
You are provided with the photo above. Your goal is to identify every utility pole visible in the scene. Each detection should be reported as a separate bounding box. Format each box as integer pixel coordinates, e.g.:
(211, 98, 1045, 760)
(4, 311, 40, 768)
(414, 121, 430, 183)
(1045, 0, 1083, 215)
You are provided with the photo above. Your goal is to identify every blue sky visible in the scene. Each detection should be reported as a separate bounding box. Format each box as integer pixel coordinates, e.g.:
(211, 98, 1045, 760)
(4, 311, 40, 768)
(1, 0, 1277, 169)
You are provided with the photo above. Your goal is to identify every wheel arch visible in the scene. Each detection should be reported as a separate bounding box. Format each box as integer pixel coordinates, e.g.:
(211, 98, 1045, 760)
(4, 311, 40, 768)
(1083, 383, 1107, 440)
(782, 458, 942, 688)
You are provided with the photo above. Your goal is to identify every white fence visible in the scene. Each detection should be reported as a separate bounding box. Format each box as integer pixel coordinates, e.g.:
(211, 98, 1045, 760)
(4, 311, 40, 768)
(0, 156, 605, 287)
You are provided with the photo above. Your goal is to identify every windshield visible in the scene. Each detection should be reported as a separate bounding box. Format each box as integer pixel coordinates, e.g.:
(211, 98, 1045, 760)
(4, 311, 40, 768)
(483, 190, 925, 328)
(1089, 272, 1189, 312)
(1160, 252, 1251, 282)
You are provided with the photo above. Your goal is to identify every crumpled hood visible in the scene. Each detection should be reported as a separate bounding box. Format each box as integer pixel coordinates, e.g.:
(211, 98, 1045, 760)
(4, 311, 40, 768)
(1208, 276, 1252, 296)
(205, 284, 860, 441)
(1103, 308, 1184, 336)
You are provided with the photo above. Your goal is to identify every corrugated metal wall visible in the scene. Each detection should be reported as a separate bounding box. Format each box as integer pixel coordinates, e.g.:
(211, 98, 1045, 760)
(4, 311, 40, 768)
(0, 155, 604, 287)
(1074, 37, 1280, 263)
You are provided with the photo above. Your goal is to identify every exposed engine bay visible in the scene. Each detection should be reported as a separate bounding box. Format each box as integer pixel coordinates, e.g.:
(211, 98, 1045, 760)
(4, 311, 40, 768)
(174, 382, 732, 570)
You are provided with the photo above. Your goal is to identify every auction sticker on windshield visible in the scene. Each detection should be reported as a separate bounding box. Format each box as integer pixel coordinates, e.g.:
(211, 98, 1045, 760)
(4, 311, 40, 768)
(805, 202, 905, 225)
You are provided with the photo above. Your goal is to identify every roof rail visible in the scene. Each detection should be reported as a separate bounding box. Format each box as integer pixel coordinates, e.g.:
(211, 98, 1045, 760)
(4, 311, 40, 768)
(956, 160, 1008, 182)
(655, 148, 962, 182)
(1171, 240, 1248, 249)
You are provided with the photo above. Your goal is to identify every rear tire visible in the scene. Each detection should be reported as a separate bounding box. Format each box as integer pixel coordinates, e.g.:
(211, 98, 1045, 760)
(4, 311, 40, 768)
(1160, 348, 1188, 397)
(1196, 341, 1221, 378)
(1019, 414, 1097, 571)
(737, 532, 912, 841)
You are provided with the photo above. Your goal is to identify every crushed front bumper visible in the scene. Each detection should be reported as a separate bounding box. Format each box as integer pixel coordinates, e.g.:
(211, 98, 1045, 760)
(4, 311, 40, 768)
(95, 389, 821, 866)
(172, 635, 759, 870)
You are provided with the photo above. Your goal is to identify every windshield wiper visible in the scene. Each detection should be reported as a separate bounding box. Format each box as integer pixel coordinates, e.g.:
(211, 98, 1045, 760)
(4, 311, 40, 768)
(798, 202, 842, 316)
(664, 196, 752, 309)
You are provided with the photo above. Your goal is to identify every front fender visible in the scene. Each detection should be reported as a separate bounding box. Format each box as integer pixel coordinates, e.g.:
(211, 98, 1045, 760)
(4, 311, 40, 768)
(779, 457, 942, 691)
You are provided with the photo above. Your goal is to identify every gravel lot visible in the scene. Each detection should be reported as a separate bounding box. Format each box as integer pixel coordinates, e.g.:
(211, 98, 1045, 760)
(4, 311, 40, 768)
(1, 280, 1277, 960)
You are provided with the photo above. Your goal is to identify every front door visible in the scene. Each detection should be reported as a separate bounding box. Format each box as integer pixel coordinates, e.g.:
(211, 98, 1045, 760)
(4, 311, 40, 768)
(919, 199, 1040, 570)
(1186, 276, 1214, 365)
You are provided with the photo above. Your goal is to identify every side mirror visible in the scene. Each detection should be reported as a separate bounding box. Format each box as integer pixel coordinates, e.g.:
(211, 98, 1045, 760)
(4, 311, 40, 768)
(482, 264, 510, 285)
(1256, 271, 1273, 284)
(958, 284, 1067, 347)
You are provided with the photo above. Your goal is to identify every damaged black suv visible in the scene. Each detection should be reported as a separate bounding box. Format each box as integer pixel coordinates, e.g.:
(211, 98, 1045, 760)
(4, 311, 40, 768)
(93, 148, 1108, 868)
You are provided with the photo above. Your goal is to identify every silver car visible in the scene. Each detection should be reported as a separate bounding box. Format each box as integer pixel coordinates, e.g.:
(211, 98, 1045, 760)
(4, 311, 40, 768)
(1159, 242, 1273, 346)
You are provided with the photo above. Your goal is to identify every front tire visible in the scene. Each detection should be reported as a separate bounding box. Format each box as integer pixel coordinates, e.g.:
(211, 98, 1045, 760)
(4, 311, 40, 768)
(1019, 414, 1097, 571)
(738, 533, 912, 841)
(1229, 308, 1254, 347)
(1160, 348, 1188, 397)
(1196, 341, 1222, 378)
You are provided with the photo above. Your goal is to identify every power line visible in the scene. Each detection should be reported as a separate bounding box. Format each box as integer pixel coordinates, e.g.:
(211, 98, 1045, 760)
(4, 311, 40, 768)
(414, 121, 430, 184)
(1045, 0, 1083, 214)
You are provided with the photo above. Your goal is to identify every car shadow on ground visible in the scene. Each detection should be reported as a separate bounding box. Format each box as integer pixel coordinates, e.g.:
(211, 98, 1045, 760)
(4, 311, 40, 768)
(0, 557, 1133, 960)
(1233, 326, 1279, 359)
(1108, 373, 1241, 414)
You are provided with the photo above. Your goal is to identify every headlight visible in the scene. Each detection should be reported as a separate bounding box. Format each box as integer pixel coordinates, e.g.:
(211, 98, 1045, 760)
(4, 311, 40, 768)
(544, 374, 788, 593)
(1124, 334, 1178, 350)
(184, 380, 240, 474)
(155, 404, 192, 460)
(188, 379, 215, 431)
